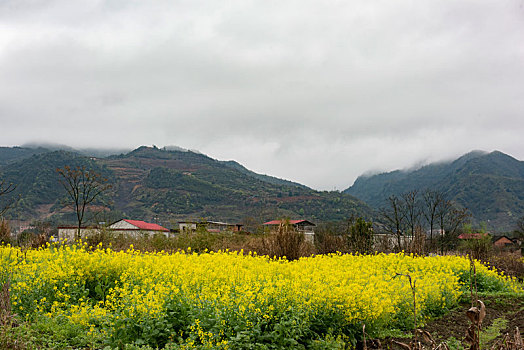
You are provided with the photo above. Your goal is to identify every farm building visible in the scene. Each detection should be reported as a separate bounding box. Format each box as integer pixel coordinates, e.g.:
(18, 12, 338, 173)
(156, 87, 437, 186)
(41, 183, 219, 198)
(492, 235, 519, 250)
(457, 233, 490, 240)
(178, 220, 243, 233)
(425, 228, 445, 237)
(493, 235, 515, 247)
(57, 226, 100, 241)
(109, 219, 170, 237)
(263, 219, 315, 243)
(58, 219, 170, 241)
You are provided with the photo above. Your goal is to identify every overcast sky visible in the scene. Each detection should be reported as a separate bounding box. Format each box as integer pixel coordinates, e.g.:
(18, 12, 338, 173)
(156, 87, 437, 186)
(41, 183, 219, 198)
(1, 0, 523, 190)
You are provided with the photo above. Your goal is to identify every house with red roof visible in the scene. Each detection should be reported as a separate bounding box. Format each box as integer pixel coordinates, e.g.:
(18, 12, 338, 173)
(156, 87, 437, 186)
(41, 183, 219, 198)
(492, 235, 517, 248)
(57, 219, 170, 241)
(457, 233, 490, 240)
(263, 219, 316, 243)
(109, 219, 170, 237)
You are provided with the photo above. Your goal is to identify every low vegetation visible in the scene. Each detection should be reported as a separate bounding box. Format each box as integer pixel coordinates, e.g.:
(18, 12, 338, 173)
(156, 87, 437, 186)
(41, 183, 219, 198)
(0, 242, 520, 349)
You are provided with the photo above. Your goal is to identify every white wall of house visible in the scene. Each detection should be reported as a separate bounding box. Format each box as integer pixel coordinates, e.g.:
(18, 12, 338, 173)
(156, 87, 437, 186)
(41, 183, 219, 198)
(304, 232, 314, 244)
(294, 224, 315, 243)
(109, 220, 138, 230)
(58, 224, 170, 240)
(111, 229, 169, 237)
(58, 227, 100, 241)
(179, 223, 197, 232)
(373, 233, 412, 249)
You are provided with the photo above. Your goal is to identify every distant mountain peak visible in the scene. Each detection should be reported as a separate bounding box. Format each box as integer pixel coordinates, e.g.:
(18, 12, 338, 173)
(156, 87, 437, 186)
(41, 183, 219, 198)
(163, 145, 190, 152)
(345, 149, 524, 232)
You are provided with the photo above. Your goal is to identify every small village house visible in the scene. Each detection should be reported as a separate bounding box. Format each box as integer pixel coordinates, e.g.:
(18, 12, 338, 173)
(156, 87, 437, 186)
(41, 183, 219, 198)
(178, 221, 197, 233)
(457, 233, 490, 240)
(426, 228, 445, 237)
(109, 219, 170, 237)
(457, 232, 521, 251)
(58, 219, 170, 240)
(263, 219, 315, 243)
(178, 220, 243, 233)
(57, 225, 101, 241)
(492, 235, 519, 251)
(493, 235, 515, 247)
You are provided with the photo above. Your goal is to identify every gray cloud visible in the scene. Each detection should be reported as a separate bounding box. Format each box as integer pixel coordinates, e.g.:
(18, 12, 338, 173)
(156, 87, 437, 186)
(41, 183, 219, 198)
(1, 0, 523, 189)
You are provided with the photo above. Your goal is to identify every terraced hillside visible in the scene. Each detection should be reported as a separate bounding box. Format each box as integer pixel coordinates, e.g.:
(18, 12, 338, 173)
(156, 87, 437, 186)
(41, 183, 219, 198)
(99, 146, 373, 224)
(0, 146, 372, 226)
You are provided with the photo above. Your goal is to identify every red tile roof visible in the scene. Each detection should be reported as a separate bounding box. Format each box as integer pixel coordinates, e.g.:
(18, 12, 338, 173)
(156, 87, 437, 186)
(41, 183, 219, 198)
(124, 219, 169, 232)
(263, 219, 313, 225)
(458, 233, 489, 240)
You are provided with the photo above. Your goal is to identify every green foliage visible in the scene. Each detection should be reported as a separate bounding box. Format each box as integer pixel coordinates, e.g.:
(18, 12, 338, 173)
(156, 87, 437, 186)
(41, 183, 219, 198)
(458, 234, 493, 261)
(21, 288, 357, 350)
(456, 269, 511, 294)
(0, 146, 372, 225)
(16, 314, 105, 349)
(480, 317, 508, 346)
(347, 217, 374, 254)
(446, 336, 465, 350)
(0, 146, 48, 166)
(0, 150, 115, 221)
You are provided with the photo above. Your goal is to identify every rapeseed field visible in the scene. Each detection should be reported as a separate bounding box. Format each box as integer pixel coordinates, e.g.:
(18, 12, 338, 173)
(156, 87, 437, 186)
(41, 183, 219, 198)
(0, 243, 519, 349)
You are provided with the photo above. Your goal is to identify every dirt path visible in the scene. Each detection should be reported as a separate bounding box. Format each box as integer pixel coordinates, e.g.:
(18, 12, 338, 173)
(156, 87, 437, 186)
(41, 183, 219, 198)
(419, 295, 524, 348)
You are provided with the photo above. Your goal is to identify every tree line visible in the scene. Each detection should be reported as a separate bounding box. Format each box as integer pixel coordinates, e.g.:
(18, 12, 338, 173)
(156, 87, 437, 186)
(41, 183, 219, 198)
(379, 189, 471, 253)
(1, 166, 524, 252)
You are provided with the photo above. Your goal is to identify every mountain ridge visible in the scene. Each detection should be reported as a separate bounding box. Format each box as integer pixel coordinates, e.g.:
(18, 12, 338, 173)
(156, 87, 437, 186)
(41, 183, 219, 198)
(0, 145, 372, 226)
(344, 150, 524, 231)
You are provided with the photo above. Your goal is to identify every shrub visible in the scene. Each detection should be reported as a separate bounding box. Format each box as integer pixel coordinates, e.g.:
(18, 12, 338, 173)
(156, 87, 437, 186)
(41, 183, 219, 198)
(487, 253, 524, 281)
(0, 219, 10, 245)
(458, 234, 493, 261)
(256, 221, 307, 260)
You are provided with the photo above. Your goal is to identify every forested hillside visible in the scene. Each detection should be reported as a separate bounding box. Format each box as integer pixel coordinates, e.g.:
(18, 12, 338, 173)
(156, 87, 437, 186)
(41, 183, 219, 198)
(344, 151, 524, 231)
(100, 146, 372, 224)
(0, 146, 372, 226)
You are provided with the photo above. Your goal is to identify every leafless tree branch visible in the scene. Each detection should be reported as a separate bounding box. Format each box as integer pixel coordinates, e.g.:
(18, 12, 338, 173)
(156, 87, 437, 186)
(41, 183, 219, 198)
(0, 180, 16, 217)
(57, 166, 111, 239)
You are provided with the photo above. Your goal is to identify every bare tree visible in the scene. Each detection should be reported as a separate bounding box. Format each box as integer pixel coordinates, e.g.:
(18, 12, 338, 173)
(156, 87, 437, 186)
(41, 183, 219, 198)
(57, 166, 112, 239)
(402, 190, 422, 242)
(436, 199, 452, 254)
(436, 199, 471, 253)
(436, 199, 452, 235)
(380, 195, 406, 251)
(422, 189, 444, 248)
(0, 180, 16, 217)
(446, 207, 471, 236)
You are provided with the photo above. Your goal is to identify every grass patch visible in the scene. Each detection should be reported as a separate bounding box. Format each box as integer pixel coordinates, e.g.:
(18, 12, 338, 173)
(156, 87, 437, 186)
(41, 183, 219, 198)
(446, 336, 465, 350)
(480, 317, 508, 347)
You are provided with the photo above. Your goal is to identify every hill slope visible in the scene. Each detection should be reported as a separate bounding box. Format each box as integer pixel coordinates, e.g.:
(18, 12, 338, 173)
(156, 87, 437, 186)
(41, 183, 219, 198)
(100, 146, 372, 224)
(0, 146, 49, 166)
(0, 151, 111, 221)
(0, 146, 372, 226)
(344, 151, 524, 231)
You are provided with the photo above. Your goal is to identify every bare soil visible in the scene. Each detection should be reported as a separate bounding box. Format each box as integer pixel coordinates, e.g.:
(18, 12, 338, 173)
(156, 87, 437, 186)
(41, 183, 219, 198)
(369, 295, 524, 350)
(423, 296, 524, 344)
